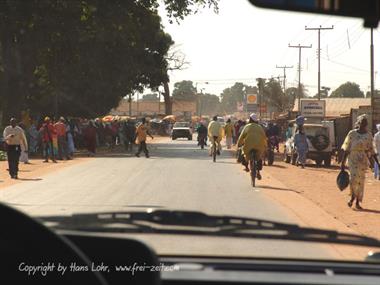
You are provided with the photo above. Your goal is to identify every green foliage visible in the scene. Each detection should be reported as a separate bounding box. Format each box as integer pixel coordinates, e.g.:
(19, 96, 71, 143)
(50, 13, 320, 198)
(172, 80, 197, 100)
(0, 0, 219, 123)
(199, 93, 220, 115)
(141, 93, 159, 101)
(220, 82, 256, 113)
(330, 82, 365, 98)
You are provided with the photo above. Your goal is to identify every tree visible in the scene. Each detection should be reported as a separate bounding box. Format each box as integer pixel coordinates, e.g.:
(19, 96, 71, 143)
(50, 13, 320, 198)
(199, 93, 220, 115)
(161, 47, 190, 115)
(284, 85, 307, 109)
(172, 80, 197, 100)
(0, 0, 220, 124)
(262, 79, 289, 112)
(141, 93, 159, 101)
(220, 82, 257, 113)
(330, 82, 365, 98)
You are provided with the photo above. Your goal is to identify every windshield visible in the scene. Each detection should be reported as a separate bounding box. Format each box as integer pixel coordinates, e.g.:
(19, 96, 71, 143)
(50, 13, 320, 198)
(174, 122, 190, 128)
(303, 126, 329, 137)
(0, 0, 379, 265)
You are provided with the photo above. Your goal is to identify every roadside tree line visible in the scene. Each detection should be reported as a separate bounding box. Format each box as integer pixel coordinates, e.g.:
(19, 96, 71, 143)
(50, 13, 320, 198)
(0, 0, 219, 125)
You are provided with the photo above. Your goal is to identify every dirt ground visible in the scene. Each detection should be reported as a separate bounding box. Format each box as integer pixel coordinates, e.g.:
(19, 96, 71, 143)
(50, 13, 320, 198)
(260, 149, 380, 240)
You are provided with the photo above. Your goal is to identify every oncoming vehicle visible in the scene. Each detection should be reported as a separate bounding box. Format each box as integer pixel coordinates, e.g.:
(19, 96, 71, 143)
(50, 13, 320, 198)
(171, 122, 193, 140)
(285, 123, 333, 167)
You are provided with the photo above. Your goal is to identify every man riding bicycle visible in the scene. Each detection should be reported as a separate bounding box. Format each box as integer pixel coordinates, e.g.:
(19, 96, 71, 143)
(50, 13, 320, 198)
(237, 113, 267, 179)
(208, 116, 223, 156)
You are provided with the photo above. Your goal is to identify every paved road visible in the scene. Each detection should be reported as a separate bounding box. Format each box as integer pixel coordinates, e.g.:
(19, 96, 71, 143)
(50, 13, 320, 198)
(0, 138, 337, 259)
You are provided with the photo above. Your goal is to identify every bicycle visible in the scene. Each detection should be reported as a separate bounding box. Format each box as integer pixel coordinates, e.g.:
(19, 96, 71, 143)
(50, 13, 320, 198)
(249, 150, 260, 187)
(211, 136, 218, 162)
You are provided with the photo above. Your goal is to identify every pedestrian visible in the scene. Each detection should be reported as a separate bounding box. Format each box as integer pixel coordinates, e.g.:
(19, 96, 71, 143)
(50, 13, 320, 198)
(3, 118, 28, 179)
(18, 122, 30, 164)
(124, 120, 136, 152)
(285, 123, 294, 141)
(28, 121, 39, 154)
(118, 121, 126, 149)
(66, 119, 76, 157)
(341, 115, 380, 210)
(40, 117, 57, 163)
(135, 118, 153, 158)
(373, 123, 380, 180)
(224, 118, 234, 149)
(294, 125, 308, 169)
(55, 117, 70, 160)
(84, 120, 97, 156)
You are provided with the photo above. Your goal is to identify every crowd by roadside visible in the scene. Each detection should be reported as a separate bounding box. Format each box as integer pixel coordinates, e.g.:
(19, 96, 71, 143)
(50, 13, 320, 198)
(1, 116, 157, 180)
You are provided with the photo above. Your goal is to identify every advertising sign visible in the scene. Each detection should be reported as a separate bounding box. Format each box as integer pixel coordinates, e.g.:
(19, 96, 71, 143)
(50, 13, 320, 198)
(300, 99, 326, 118)
(247, 94, 258, 105)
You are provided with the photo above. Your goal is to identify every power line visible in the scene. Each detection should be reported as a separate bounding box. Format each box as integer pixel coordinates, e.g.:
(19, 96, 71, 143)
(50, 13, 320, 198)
(289, 43, 312, 110)
(276, 65, 293, 92)
(305, 25, 334, 100)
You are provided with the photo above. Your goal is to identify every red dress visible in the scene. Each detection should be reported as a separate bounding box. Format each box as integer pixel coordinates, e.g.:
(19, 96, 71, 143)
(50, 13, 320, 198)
(84, 126, 97, 153)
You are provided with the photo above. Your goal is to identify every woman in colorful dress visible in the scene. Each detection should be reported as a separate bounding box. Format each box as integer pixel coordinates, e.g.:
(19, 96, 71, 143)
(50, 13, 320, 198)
(341, 115, 380, 210)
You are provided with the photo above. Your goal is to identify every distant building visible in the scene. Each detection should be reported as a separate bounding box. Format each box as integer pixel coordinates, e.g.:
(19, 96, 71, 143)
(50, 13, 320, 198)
(110, 99, 197, 117)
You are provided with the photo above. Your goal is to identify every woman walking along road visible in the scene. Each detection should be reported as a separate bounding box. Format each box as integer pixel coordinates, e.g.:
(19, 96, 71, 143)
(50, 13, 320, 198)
(341, 115, 380, 210)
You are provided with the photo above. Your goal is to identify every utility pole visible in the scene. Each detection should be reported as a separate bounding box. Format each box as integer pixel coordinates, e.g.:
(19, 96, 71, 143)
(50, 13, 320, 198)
(370, 27, 375, 131)
(276, 65, 293, 93)
(289, 44, 312, 113)
(128, 94, 132, 116)
(257, 78, 265, 119)
(305, 25, 334, 100)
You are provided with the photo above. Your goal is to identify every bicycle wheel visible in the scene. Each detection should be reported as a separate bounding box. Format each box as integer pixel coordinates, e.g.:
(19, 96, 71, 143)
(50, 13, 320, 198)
(250, 152, 256, 187)
(213, 142, 216, 162)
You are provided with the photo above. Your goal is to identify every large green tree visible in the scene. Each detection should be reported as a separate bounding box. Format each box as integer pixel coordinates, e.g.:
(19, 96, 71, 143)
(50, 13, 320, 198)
(330, 82, 365, 98)
(0, 0, 219, 123)
(172, 80, 197, 100)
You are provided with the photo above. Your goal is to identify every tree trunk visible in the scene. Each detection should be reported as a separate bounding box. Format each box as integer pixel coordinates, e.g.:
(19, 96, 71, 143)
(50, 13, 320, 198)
(163, 81, 172, 115)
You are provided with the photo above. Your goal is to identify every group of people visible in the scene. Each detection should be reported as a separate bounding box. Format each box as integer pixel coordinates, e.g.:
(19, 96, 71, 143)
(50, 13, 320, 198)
(2, 115, 155, 179)
(202, 114, 268, 179)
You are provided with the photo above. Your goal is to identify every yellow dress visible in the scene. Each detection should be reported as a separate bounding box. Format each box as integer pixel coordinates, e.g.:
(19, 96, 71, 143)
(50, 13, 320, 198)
(342, 130, 374, 202)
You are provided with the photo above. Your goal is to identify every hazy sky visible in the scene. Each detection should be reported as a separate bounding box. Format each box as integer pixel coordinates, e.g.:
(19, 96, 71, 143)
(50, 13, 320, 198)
(158, 0, 379, 98)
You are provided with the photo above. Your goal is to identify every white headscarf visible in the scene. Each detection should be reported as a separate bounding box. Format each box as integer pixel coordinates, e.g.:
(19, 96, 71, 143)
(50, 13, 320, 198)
(376, 124, 380, 132)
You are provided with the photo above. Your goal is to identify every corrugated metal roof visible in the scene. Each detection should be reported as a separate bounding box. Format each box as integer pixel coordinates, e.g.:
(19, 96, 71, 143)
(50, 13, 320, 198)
(293, 98, 371, 117)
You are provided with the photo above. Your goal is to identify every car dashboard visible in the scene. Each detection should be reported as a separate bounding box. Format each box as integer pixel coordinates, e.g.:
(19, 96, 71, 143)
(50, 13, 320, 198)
(60, 230, 380, 285)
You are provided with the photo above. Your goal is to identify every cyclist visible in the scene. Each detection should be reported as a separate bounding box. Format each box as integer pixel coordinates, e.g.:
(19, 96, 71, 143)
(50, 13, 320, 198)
(208, 115, 223, 156)
(237, 113, 267, 179)
(196, 122, 208, 147)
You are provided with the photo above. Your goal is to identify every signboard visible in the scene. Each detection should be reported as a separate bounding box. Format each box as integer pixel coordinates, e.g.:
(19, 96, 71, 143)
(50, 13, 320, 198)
(300, 99, 326, 118)
(247, 104, 258, 112)
(247, 94, 258, 105)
